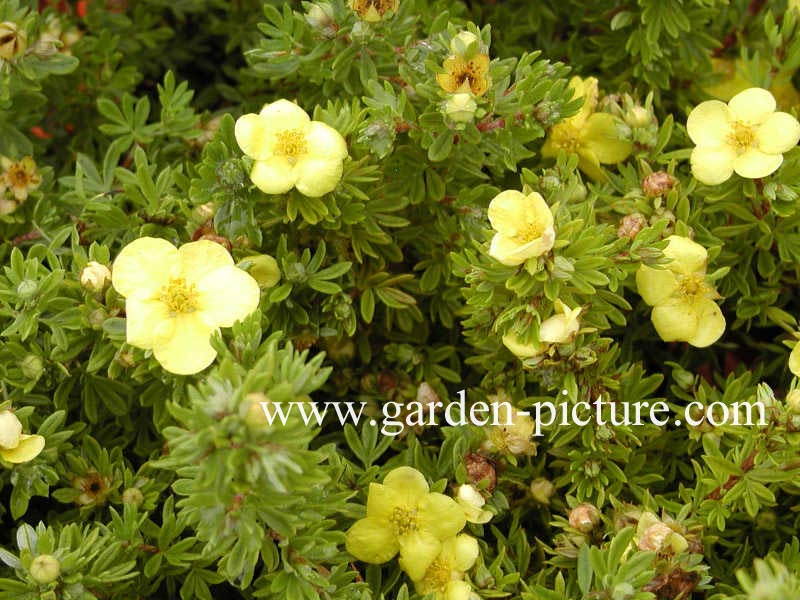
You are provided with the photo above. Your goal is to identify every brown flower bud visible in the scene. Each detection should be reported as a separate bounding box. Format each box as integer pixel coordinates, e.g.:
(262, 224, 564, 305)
(617, 213, 646, 239)
(568, 503, 601, 533)
(464, 452, 496, 492)
(641, 171, 677, 197)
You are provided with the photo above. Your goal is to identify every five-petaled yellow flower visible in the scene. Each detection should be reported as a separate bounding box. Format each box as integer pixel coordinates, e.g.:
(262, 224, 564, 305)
(345, 466, 466, 581)
(687, 87, 800, 185)
(636, 235, 725, 348)
(0, 410, 45, 465)
(487, 190, 555, 266)
(112, 237, 260, 375)
(348, 0, 399, 22)
(235, 99, 348, 198)
(541, 76, 632, 181)
(437, 32, 491, 97)
(413, 534, 479, 600)
(0, 156, 42, 215)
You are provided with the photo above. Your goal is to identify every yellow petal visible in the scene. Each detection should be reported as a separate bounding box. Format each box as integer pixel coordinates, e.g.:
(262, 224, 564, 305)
(663, 235, 708, 275)
(502, 331, 544, 358)
(258, 99, 310, 131)
(0, 434, 45, 463)
(383, 466, 430, 501)
(152, 314, 217, 375)
(728, 88, 776, 125)
(112, 237, 180, 300)
(789, 343, 800, 377)
(686, 100, 733, 146)
(690, 145, 735, 185)
(195, 266, 260, 328)
(756, 112, 800, 154)
(345, 517, 400, 564)
(365, 482, 399, 520)
(569, 76, 599, 127)
(636, 266, 677, 306)
(416, 493, 467, 541)
(576, 152, 609, 182)
(580, 113, 632, 164)
(686, 298, 726, 347)
(294, 157, 344, 197)
(0, 411, 22, 449)
(234, 113, 276, 161)
(733, 148, 783, 179)
(489, 231, 554, 266)
(488, 190, 528, 236)
(178, 240, 235, 285)
(305, 121, 348, 160)
(445, 581, 473, 600)
(250, 157, 297, 195)
(444, 534, 479, 572)
(398, 531, 441, 581)
(125, 298, 173, 349)
(650, 297, 699, 343)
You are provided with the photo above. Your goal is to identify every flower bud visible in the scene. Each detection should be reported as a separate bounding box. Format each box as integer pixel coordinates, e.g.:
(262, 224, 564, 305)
(29, 554, 60, 584)
(530, 477, 555, 504)
(786, 389, 800, 414)
(122, 487, 144, 506)
(20, 354, 43, 381)
(450, 31, 479, 55)
(641, 171, 677, 197)
(568, 503, 600, 533)
(0, 411, 22, 449)
(638, 522, 688, 554)
(617, 213, 646, 240)
(624, 105, 652, 128)
(445, 93, 478, 123)
(16, 279, 38, 301)
(464, 452, 496, 492)
(0, 22, 27, 61)
(455, 484, 492, 524)
(80, 261, 112, 293)
(237, 254, 281, 289)
(306, 2, 335, 30)
(191, 202, 215, 224)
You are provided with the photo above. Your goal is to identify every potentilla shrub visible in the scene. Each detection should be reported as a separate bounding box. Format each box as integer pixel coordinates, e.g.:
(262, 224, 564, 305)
(1, 0, 800, 598)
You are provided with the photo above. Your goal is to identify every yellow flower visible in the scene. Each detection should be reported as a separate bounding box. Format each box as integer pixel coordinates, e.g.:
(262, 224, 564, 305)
(687, 87, 800, 185)
(501, 300, 582, 359)
(437, 53, 491, 97)
(0, 22, 26, 61)
(0, 410, 45, 464)
(80, 261, 112, 293)
(484, 395, 537, 456)
(487, 190, 555, 266)
(348, 0, 399, 22)
(541, 76, 633, 181)
(345, 466, 467, 581)
(454, 484, 492, 524)
(0, 157, 42, 214)
(635, 235, 725, 347)
(789, 342, 800, 378)
(234, 99, 348, 198)
(413, 535, 479, 600)
(111, 237, 261, 375)
(702, 58, 800, 109)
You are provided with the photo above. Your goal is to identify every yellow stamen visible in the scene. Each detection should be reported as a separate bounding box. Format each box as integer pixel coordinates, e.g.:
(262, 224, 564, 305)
(389, 506, 418, 536)
(727, 121, 756, 154)
(422, 558, 451, 591)
(676, 273, 711, 298)
(161, 278, 198, 315)
(275, 129, 308, 162)
(6, 164, 29, 188)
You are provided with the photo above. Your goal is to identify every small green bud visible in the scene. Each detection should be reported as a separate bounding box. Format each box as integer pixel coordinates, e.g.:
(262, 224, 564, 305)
(624, 105, 652, 128)
(16, 279, 38, 301)
(122, 487, 144, 506)
(29, 555, 60, 584)
(80, 261, 111, 293)
(191, 202, 215, 224)
(530, 477, 555, 504)
(444, 93, 477, 123)
(238, 254, 281, 289)
(88, 308, 108, 329)
(786, 389, 800, 414)
(20, 354, 43, 380)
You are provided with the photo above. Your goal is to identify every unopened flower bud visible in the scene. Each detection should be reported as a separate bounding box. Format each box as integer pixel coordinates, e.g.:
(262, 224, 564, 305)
(29, 554, 60, 584)
(191, 202, 215, 224)
(20, 354, 43, 380)
(0, 22, 27, 61)
(464, 452, 496, 492)
(568, 503, 600, 533)
(624, 105, 652, 128)
(445, 93, 478, 123)
(617, 213, 646, 239)
(786, 389, 800, 414)
(88, 308, 108, 329)
(638, 522, 688, 553)
(306, 2, 335, 30)
(642, 171, 677, 197)
(0, 411, 22, 449)
(17, 279, 38, 301)
(80, 261, 112, 293)
(122, 487, 144, 506)
(456, 484, 492, 523)
(237, 254, 281, 289)
(450, 31, 479, 55)
(244, 392, 270, 427)
(530, 477, 555, 504)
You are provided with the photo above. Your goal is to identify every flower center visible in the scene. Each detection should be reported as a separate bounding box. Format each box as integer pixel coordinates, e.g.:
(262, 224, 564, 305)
(512, 213, 546, 244)
(389, 505, 418, 536)
(352, 0, 396, 17)
(676, 273, 710, 299)
(275, 129, 308, 162)
(6, 164, 29, 187)
(550, 122, 581, 154)
(727, 121, 756, 154)
(161, 278, 198, 315)
(422, 558, 452, 592)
